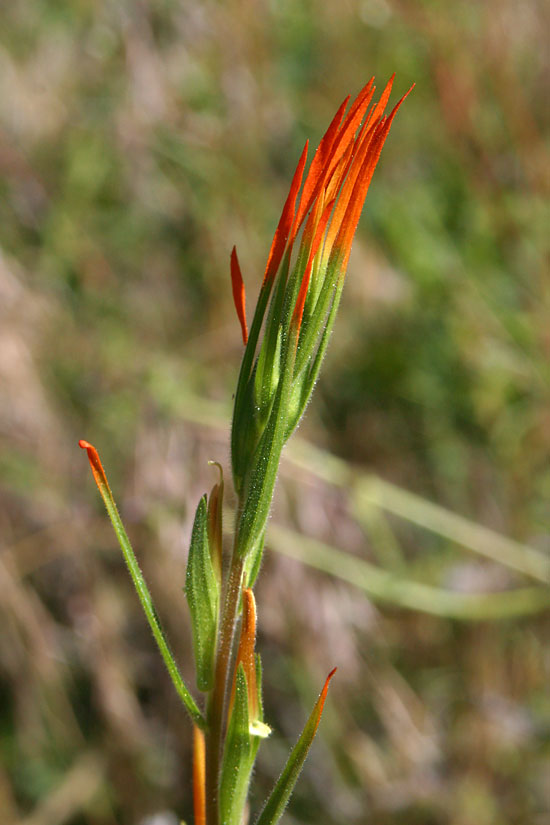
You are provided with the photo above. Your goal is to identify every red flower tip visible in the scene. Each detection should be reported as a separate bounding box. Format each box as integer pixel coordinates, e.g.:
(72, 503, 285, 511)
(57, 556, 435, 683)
(262, 140, 309, 286)
(230, 246, 248, 345)
(322, 667, 338, 700)
(79, 439, 109, 491)
(312, 667, 337, 735)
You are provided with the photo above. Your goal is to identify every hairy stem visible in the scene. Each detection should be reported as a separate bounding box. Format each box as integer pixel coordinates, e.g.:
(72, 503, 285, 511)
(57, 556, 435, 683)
(205, 545, 245, 824)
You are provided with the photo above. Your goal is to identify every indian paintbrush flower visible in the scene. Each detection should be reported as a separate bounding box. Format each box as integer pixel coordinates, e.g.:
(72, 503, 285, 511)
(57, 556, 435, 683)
(80, 75, 411, 825)
(231, 75, 413, 569)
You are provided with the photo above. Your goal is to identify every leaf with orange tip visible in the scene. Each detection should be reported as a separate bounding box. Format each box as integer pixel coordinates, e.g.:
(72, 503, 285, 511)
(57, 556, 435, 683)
(79, 440, 204, 727)
(255, 669, 337, 825)
(231, 246, 248, 345)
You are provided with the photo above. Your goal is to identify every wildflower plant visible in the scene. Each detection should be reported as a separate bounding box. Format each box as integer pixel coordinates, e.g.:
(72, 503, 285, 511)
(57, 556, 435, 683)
(80, 75, 412, 825)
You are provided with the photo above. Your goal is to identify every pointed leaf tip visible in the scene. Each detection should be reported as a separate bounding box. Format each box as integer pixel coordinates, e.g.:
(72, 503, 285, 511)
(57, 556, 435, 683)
(79, 439, 110, 491)
(255, 667, 337, 825)
(231, 246, 248, 345)
(313, 667, 337, 735)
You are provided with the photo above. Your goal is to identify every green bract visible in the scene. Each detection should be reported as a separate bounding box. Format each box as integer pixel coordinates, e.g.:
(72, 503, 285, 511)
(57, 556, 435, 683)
(185, 494, 220, 691)
(220, 665, 263, 824)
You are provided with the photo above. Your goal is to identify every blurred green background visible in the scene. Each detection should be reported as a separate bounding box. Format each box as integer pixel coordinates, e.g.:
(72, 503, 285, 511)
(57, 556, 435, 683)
(1, 1, 549, 823)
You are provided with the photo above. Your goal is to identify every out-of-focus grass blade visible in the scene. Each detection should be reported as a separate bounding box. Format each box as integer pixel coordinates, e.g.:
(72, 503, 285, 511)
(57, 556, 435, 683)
(289, 439, 550, 584)
(79, 440, 204, 727)
(255, 668, 336, 825)
(268, 523, 550, 621)
(158, 391, 549, 584)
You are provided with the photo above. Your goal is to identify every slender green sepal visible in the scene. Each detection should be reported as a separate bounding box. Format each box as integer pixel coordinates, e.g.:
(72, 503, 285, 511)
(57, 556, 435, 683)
(185, 495, 220, 691)
(78, 441, 204, 728)
(293, 255, 344, 380)
(254, 247, 293, 417)
(286, 274, 345, 439)
(255, 668, 337, 825)
(232, 281, 274, 492)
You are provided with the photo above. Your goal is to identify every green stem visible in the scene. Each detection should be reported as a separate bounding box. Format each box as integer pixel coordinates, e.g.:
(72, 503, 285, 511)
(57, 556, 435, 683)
(205, 545, 245, 824)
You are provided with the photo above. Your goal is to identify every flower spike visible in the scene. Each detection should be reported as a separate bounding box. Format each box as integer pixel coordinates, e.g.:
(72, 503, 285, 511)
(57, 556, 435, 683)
(231, 76, 413, 564)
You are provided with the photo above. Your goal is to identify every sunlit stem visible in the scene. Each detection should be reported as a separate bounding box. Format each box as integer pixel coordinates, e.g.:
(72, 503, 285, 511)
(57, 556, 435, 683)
(204, 535, 245, 825)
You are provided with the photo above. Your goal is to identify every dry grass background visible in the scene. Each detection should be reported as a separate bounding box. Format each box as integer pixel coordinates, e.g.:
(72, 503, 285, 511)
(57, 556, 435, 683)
(1, 1, 549, 823)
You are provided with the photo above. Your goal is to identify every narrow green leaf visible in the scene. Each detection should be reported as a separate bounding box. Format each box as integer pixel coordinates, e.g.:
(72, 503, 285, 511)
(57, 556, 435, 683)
(185, 495, 220, 691)
(79, 441, 204, 728)
(255, 669, 336, 825)
(220, 665, 255, 825)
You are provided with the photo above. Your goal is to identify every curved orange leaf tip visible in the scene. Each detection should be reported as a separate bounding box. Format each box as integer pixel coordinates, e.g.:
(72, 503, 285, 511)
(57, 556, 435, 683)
(312, 667, 337, 736)
(229, 587, 258, 720)
(78, 439, 111, 492)
(230, 246, 248, 345)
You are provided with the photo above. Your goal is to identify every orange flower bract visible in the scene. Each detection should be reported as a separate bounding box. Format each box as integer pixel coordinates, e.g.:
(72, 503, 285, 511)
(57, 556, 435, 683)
(230, 76, 414, 339)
